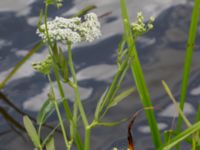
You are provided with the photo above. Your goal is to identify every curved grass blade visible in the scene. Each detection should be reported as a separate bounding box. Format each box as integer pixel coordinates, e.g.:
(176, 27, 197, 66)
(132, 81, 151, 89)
(0, 41, 44, 89)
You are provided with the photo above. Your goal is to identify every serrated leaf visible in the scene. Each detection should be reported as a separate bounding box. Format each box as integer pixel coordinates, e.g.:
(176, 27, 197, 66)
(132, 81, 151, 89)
(46, 136, 55, 150)
(108, 87, 135, 108)
(23, 116, 41, 148)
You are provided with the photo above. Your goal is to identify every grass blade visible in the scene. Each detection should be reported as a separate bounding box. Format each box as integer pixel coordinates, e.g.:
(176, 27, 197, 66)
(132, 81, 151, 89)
(0, 41, 44, 89)
(162, 121, 200, 150)
(120, 0, 162, 148)
(162, 80, 191, 127)
(177, 0, 200, 134)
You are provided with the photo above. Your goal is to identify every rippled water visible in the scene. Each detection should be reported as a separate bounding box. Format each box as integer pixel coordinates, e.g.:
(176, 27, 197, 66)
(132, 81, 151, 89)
(1, 0, 200, 149)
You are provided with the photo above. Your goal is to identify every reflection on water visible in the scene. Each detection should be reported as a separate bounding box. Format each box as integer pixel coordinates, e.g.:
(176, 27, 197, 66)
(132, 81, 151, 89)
(1, 0, 200, 149)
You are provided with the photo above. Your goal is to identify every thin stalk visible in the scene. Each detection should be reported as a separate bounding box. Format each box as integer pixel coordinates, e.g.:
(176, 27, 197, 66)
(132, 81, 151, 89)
(44, 3, 53, 49)
(47, 75, 71, 150)
(120, 0, 162, 148)
(67, 43, 90, 149)
(52, 63, 83, 150)
(192, 135, 196, 150)
(99, 57, 129, 120)
(67, 44, 88, 127)
(176, 0, 200, 148)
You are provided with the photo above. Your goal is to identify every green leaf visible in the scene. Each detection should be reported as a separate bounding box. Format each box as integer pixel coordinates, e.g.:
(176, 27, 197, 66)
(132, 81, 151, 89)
(162, 121, 200, 150)
(97, 118, 128, 127)
(58, 48, 69, 82)
(38, 10, 44, 32)
(42, 123, 60, 146)
(73, 5, 97, 17)
(23, 116, 41, 148)
(37, 97, 65, 125)
(108, 87, 135, 108)
(36, 98, 54, 125)
(94, 88, 109, 120)
(46, 136, 55, 150)
(162, 80, 192, 127)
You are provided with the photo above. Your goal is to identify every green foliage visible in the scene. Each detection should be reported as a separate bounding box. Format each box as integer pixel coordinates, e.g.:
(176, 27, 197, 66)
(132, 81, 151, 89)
(46, 136, 55, 150)
(162, 121, 200, 150)
(23, 116, 41, 149)
(176, 0, 200, 137)
(120, 0, 162, 148)
(10, 0, 200, 149)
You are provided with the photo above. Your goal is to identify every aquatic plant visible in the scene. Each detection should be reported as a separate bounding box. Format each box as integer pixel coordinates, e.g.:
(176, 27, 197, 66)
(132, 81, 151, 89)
(1, 0, 200, 149)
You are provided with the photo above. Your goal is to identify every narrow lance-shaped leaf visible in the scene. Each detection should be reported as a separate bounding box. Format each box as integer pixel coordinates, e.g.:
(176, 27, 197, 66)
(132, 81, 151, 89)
(108, 87, 135, 108)
(46, 136, 55, 150)
(23, 116, 41, 148)
(94, 87, 109, 120)
(36, 98, 54, 125)
(97, 118, 128, 127)
(37, 97, 65, 125)
(42, 123, 60, 146)
(162, 80, 191, 127)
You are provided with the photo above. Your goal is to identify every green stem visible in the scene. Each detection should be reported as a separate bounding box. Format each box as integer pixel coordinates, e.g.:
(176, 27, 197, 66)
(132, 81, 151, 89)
(84, 127, 91, 150)
(47, 75, 71, 150)
(44, 3, 53, 49)
(67, 43, 88, 127)
(176, 0, 200, 148)
(177, 0, 200, 126)
(120, 0, 162, 148)
(67, 43, 90, 149)
(99, 56, 129, 120)
(52, 62, 83, 150)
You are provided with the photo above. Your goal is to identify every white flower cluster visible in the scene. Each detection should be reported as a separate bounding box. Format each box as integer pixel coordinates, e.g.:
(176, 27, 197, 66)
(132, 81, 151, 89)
(36, 13, 101, 44)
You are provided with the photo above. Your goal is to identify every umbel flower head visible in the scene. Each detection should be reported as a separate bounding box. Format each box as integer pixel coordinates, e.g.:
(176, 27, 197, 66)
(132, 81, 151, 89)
(36, 13, 101, 44)
(131, 12, 155, 38)
(32, 55, 53, 75)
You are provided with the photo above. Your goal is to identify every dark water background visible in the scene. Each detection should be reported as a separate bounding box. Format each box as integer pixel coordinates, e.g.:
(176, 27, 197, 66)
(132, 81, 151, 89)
(1, 0, 200, 149)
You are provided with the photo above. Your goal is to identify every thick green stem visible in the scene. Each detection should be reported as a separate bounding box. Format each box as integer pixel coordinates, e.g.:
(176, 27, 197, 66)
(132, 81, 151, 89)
(48, 75, 71, 150)
(84, 127, 91, 150)
(176, 0, 200, 132)
(120, 0, 162, 148)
